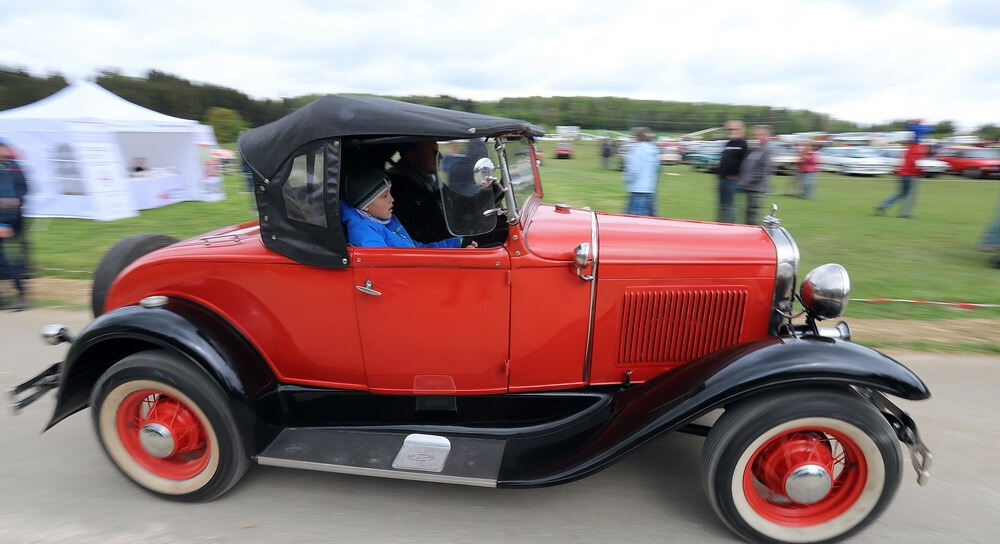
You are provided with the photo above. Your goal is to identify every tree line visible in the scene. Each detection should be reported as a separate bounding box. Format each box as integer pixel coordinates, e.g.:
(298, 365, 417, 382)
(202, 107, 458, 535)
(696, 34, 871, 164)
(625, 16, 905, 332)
(3, 67, 996, 142)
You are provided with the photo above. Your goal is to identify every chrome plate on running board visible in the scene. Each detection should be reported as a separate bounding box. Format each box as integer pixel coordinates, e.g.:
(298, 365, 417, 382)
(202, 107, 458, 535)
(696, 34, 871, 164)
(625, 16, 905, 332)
(392, 434, 451, 472)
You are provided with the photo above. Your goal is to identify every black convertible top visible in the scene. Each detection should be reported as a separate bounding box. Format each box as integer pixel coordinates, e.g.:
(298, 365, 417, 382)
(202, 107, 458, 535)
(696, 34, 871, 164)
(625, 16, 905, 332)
(238, 94, 544, 179)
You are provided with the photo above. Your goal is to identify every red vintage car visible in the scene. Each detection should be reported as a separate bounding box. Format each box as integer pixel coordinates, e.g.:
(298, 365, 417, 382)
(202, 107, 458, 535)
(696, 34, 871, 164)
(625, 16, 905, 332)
(933, 146, 1000, 178)
(554, 141, 575, 158)
(11, 96, 932, 544)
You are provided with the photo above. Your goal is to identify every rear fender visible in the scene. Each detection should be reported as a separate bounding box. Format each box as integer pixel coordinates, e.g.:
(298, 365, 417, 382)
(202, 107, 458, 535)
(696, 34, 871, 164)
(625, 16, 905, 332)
(47, 298, 278, 451)
(500, 335, 929, 486)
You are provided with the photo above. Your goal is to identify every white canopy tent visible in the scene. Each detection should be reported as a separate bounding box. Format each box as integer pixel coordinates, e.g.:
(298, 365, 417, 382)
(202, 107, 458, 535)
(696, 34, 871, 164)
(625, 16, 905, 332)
(0, 81, 225, 221)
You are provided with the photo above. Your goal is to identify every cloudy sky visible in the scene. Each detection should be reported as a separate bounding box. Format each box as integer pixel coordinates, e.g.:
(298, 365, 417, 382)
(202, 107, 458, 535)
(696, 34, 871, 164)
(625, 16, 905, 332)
(2, 0, 998, 129)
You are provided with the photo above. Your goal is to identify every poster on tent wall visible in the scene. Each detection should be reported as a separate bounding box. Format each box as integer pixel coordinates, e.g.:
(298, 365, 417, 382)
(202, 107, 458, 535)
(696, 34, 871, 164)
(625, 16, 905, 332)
(69, 127, 137, 220)
(13, 125, 137, 221)
(193, 125, 225, 202)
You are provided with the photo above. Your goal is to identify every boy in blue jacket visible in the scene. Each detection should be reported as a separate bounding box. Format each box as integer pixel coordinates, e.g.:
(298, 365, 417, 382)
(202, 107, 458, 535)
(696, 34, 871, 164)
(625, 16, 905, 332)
(340, 167, 476, 249)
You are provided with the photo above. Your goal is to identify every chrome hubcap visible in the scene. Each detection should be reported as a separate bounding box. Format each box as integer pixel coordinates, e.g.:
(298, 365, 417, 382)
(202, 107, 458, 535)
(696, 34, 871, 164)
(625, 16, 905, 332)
(139, 423, 175, 458)
(785, 464, 832, 504)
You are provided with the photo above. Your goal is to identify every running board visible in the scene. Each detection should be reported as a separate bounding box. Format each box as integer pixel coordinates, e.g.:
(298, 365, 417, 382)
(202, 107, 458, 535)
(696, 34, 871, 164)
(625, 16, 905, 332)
(256, 428, 505, 488)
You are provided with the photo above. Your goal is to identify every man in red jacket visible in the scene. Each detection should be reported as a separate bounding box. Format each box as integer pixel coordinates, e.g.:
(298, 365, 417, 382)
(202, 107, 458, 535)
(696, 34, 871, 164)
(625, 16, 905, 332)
(876, 139, 924, 218)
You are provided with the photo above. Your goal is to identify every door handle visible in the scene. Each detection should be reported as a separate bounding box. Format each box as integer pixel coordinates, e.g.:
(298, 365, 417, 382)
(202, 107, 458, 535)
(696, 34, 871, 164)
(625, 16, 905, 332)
(355, 279, 382, 296)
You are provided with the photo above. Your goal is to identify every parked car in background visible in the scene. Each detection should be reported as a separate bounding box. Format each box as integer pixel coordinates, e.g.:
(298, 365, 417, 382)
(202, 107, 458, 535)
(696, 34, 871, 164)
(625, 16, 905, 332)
(554, 141, 575, 159)
(688, 140, 726, 173)
(818, 146, 892, 176)
(876, 147, 948, 178)
(768, 142, 799, 176)
(933, 146, 1000, 178)
(680, 140, 708, 163)
(658, 144, 682, 166)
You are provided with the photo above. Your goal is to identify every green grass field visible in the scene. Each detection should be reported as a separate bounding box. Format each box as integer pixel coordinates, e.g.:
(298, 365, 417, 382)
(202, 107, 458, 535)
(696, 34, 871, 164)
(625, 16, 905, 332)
(22, 140, 1000, 320)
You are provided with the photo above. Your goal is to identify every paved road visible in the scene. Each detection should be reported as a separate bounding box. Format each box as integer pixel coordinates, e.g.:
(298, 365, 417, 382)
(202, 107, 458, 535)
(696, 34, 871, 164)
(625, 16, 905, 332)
(2, 309, 997, 543)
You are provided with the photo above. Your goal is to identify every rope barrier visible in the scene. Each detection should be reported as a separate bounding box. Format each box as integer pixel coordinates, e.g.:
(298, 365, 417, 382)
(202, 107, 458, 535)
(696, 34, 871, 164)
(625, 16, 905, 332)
(34, 267, 91, 275)
(850, 298, 999, 309)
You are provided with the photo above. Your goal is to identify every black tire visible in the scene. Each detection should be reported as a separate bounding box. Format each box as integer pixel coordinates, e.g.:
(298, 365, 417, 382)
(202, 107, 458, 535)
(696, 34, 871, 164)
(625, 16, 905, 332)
(91, 234, 178, 317)
(702, 389, 902, 544)
(963, 169, 981, 179)
(89, 349, 249, 502)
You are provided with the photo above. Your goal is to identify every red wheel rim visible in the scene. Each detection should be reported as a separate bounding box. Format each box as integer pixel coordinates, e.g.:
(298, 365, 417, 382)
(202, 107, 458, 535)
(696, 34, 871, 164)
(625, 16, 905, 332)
(115, 389, 210, 480)
(743, 426, 868, 526)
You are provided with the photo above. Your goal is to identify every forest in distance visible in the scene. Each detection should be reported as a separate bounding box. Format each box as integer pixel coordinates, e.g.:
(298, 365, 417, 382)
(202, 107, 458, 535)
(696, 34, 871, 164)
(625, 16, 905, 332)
(2, 67, 994, 141)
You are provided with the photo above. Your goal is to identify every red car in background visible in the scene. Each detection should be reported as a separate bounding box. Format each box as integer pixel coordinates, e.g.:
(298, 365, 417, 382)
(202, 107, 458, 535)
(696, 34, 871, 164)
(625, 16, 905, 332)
(933, 146, 1000, 178)
(554, 141, 575, 159)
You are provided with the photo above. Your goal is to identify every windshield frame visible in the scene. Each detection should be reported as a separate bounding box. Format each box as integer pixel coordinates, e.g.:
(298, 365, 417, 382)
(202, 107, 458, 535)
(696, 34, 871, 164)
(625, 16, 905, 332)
(495, 134, 542, 224)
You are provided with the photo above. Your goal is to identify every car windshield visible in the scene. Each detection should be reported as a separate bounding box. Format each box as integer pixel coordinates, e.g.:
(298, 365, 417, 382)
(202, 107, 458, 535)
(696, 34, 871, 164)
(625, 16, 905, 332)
(505, 138, 538, 213)
(965, 149, 1000, 158)
(436, 138, 499, 237)
(478, 136, 537, 216)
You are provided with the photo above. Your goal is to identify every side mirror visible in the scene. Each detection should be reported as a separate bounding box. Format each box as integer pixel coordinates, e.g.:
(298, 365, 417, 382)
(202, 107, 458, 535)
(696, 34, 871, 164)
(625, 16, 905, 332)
(473, 157, 498, 189)
(574, 242, 594, 281)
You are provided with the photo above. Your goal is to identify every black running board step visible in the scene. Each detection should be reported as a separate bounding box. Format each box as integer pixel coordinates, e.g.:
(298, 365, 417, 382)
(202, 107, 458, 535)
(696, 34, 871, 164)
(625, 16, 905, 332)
(256, 428, 505, 487)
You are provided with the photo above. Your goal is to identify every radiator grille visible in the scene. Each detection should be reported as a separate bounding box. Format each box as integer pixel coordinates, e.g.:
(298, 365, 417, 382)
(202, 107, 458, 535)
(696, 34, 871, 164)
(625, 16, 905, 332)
(618, 288, 747, 364)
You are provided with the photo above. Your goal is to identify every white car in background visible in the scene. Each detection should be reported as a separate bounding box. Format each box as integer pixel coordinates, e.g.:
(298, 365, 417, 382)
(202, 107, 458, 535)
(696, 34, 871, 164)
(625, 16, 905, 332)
(876, 148, 948, 178)
(818, 147, 892, 176)
(768, 141, 799, 175)
(658, 145, 682, 165)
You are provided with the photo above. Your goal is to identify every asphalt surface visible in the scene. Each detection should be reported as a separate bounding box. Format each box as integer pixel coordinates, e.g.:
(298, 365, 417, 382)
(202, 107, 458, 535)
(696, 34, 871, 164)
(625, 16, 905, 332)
(2, 309, 997, 543)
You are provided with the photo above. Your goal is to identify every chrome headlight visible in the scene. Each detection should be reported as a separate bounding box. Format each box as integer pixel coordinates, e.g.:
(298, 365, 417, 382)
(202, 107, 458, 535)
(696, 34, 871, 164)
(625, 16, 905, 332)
(800, 263, 850, 320)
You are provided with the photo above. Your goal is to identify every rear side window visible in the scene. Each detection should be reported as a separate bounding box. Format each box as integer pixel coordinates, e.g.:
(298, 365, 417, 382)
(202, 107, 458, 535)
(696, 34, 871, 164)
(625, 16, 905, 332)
(283, 150, 327, 227)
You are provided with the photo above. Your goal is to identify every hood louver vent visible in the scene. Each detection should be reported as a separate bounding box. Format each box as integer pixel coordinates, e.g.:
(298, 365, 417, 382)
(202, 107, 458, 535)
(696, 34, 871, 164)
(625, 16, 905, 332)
(619, 288, 747, 365)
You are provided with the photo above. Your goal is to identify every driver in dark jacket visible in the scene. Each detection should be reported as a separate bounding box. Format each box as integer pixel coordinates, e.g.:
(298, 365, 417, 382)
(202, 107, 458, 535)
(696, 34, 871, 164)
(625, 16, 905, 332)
(387, 140, 453, 243)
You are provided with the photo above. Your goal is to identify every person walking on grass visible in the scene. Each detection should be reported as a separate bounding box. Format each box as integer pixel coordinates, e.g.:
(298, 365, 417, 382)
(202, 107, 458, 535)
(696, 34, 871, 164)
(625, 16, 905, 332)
(978, 191, 1000, 268)
(738, 125, 774, 225)
(876, 138, 924, 218)
(718, 120, 747, 223)
(623, 127, 660, 216)
(798, 142, 819, 199)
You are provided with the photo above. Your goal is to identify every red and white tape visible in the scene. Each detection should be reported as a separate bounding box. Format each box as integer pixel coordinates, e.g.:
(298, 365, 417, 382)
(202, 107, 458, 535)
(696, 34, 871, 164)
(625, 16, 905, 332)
(850, 298, 999, 309)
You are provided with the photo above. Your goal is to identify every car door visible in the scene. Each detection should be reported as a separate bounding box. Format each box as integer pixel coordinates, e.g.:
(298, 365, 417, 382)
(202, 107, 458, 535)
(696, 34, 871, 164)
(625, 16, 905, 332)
(350, 246, 511, 394)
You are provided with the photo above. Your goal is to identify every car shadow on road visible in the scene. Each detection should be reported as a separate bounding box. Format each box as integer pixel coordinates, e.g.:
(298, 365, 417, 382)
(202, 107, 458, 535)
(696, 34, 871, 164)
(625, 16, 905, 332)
(229, 432, 729, 541)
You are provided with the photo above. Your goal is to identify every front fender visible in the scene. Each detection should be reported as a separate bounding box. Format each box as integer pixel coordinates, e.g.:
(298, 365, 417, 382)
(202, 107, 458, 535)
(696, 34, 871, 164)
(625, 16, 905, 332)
(682, 335, 930, 402)
(47, 298, 277, 446)
(499, 335, 929, 487)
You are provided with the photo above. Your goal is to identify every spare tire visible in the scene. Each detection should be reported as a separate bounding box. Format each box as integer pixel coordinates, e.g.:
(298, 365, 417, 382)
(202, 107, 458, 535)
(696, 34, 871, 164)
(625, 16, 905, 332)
(91, 234, 178, 317)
